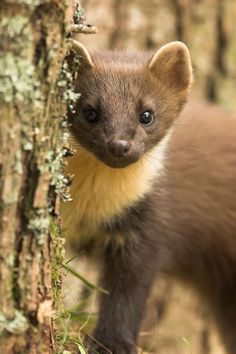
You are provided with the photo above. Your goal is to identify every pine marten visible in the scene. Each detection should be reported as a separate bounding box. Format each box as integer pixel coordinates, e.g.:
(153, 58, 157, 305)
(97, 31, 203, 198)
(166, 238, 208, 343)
(61, 40, 236, 354)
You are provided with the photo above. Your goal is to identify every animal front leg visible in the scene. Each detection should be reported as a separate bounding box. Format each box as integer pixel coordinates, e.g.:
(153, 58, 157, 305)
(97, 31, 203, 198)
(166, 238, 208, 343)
(87, 237, 158, 354)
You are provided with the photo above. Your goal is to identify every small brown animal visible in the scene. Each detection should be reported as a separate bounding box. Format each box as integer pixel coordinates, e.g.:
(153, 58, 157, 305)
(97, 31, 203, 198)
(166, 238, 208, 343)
(61, 40, 236, 354)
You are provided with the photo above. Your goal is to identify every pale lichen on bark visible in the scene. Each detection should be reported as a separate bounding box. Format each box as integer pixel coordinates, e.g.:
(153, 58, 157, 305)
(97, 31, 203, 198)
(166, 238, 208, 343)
(0, 0, 70, 352)
(0, 0, 96, 351)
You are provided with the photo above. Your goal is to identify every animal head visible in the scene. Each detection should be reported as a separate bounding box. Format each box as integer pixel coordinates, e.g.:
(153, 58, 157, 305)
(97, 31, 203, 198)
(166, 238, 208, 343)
(68, 40, 192, 168)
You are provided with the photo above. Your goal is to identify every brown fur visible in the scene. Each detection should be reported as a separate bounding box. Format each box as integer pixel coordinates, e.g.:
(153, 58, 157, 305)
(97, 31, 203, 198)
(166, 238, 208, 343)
(62, 42, 236, 354)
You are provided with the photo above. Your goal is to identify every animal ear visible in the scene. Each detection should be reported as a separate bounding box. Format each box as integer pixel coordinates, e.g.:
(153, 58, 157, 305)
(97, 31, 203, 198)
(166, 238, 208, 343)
(148, 41, 192, 92)
(69, 39, 94, 68)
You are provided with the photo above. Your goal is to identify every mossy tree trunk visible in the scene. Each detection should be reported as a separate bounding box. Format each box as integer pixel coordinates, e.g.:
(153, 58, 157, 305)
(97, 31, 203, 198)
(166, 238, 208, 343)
(0, 1, 74, 352)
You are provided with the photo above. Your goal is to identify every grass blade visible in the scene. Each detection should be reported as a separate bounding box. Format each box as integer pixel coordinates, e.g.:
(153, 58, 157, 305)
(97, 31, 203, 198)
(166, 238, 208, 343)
(61, 263, 109, 295)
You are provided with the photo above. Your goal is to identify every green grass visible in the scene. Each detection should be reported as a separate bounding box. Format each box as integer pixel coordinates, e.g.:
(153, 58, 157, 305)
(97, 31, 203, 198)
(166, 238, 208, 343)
(54, 252, 108, 354)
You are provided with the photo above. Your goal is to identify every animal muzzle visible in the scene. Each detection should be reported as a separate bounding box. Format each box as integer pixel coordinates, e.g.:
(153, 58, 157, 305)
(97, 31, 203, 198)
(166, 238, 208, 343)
(108, 139, 131, 158)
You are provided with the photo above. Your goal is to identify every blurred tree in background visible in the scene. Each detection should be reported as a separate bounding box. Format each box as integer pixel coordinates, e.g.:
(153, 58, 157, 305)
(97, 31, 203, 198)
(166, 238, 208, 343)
(81, 0, 236, 111)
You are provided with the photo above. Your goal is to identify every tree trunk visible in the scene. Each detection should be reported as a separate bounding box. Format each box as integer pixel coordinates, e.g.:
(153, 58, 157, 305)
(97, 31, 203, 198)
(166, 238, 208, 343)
(0, 1, 72, 352)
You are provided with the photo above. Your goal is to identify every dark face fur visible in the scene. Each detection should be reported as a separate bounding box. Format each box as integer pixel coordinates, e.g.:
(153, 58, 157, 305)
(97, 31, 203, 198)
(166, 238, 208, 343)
(68, 41, 192, 168)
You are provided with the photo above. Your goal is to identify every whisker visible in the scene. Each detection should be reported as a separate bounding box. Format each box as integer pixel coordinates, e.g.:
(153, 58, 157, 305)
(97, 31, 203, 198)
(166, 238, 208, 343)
(75, 126, 93, 139)
(145, 153, 169, 171)
(144, 155, 164, 171)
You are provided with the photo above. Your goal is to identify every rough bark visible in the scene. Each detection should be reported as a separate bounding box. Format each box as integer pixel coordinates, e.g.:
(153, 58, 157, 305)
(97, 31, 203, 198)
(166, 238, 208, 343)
(0, 1, 71, 352)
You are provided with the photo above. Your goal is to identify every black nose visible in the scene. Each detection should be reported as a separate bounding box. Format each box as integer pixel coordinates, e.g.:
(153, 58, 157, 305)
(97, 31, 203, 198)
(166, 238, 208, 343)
(108, 140, 131, 158)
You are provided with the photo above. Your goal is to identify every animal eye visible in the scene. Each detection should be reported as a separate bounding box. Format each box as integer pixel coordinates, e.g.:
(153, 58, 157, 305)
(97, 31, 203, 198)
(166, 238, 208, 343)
(139, 111, 154, 125)
(85, 110, 99, 123)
